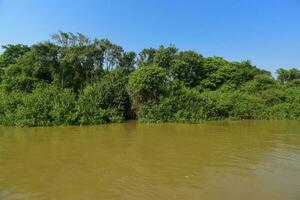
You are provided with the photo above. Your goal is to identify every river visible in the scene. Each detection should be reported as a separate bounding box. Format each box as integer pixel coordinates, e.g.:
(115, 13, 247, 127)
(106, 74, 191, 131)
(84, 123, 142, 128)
(0, 120, 299, 200)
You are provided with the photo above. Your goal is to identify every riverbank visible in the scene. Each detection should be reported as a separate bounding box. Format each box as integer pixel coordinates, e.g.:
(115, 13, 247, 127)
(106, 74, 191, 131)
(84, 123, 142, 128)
(1, 32, 299, 127)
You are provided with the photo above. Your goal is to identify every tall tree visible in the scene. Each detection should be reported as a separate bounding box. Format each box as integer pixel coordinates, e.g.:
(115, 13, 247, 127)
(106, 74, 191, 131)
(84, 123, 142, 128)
(0, 44, 30, 68)
(170, 51, 204, 87)
(277, 68, 300, 84)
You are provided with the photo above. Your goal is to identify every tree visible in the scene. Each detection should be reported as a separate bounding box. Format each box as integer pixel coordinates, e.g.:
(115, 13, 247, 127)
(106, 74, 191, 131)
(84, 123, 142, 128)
(277, 68, 300, 84)
(128, 66, 167, 112)
(52, 32, 105, 90)
(51, 31, 90, 47)
(138, 48, 157, 66)
(118, 51, 136, 73)
(153, 45, 178, 69)
(18, 42, 60, 83)
(0, 84, 77, 126)
(77, 69, 129, 124)
(1, 32, 300, 126)
(95, 39, 124, 71)
(170, 51, 205, 87)
(0, 44, 30, 68)
(0, 42, 59, 92)
(242, 74, 277, 93)
(199, 58, 265, 90)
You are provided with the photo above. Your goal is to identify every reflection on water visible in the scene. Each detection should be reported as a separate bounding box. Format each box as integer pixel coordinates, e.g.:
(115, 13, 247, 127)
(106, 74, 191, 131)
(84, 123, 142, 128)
(0, 121, 299, 200)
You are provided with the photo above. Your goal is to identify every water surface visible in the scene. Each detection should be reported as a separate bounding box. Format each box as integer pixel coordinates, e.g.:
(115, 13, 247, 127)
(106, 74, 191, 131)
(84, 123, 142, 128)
(0, 121, 299, 200)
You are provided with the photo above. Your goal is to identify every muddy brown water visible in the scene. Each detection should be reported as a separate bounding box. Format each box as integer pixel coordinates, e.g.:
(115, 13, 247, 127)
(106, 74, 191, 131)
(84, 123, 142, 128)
(0, 120, 299, 200)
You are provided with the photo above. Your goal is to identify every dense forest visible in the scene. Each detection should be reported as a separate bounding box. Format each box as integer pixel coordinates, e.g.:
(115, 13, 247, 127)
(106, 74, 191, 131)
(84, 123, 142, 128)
(0, 32, 299, 126)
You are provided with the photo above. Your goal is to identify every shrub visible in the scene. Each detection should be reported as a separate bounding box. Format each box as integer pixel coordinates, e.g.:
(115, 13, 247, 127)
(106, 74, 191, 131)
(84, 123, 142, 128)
(128, 65, 167, 112)
(0, 84, 77, 126)
(76, 69, 129, 124)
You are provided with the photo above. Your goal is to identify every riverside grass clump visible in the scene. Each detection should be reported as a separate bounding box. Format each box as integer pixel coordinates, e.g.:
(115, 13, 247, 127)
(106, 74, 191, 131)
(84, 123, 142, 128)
(0, 32, 299, 126)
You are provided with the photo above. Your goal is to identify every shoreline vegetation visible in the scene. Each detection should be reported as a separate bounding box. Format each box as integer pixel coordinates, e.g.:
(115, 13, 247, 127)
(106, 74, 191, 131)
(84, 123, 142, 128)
(0, 32, 299, 127)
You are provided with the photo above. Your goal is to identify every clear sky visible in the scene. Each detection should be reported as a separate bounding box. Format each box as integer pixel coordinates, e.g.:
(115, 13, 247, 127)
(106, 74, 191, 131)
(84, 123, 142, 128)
(0, 0, 299, 73)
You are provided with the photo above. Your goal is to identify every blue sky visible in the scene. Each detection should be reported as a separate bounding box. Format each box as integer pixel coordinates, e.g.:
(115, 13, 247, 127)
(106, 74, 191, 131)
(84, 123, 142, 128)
(0, 0, 299, 73)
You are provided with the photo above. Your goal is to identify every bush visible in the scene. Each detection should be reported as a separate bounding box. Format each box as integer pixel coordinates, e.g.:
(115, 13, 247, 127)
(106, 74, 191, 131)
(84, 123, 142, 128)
(224, 92, 267, 119)
(1, 35, 300, 127)
(267, 103, 300, 120)
(128, 65, 167, 112)
(0, 91, 23, 125)
(139, 86, 228, 123)
(138, 98, 175, 122)
(0, 85, 77, 126)
(0, 75, 39, 93)
(76, 69, 129, 124)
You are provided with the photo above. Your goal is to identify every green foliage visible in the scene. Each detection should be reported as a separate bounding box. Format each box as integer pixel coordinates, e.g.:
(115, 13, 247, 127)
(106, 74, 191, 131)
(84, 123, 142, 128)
(277, 68, 300, 84)
(138, 48, 157, 66)
(170, 51, 205, 87)
(139, 86, 232, 122)
(0, 44, 30, 68)
(223, 92, 267, 119)
(0, 85, 77, 126)
(241, 74, 278, 93)
(199, 60, 264, 90)
(0, 91, 23, 125)
(118, 51, 136, 73)
(77, 69, 129, 125)
(153, 45, 178, 69)
(128, 65, 167, 111)
(0, 32, 299, 126)
(1, 74, 39, 93)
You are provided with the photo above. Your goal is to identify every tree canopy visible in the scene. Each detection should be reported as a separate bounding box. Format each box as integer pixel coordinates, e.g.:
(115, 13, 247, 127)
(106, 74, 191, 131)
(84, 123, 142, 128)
(0, 32, 299, 126)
